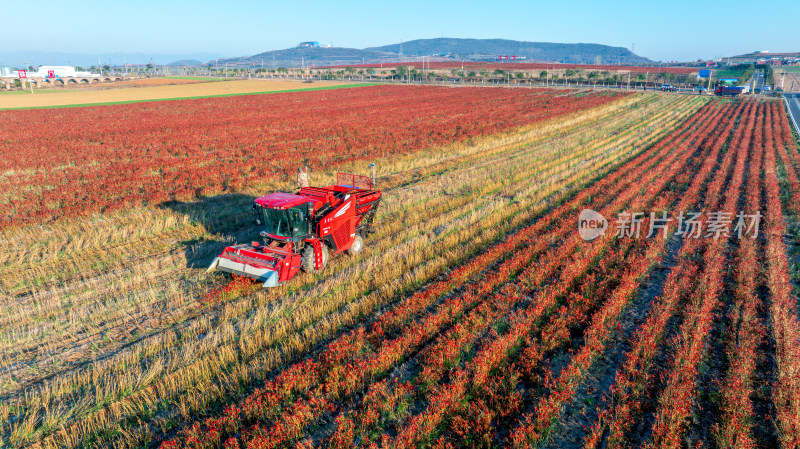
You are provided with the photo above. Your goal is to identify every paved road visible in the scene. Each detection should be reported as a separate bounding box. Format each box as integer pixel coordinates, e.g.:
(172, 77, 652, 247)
(786, 93, 800, 135)
(752, 71, 765, 92)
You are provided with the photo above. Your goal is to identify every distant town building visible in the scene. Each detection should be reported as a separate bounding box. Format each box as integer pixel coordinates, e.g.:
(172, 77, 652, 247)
(297, 42, 320, 48)
(725, 51, 800, 65)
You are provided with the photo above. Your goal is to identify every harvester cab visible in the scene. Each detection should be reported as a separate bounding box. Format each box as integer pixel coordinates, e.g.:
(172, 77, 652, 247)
(207, 172, 381, 287)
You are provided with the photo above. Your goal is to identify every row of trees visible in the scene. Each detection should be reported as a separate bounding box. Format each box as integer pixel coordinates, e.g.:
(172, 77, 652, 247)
(179, 64, 695, 88)
(74, 65, 112, 73)
(303, 66, 691, 86)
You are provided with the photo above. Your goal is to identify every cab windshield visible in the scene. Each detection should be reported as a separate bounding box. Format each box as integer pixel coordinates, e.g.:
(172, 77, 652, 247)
(256, 204, 308, 239)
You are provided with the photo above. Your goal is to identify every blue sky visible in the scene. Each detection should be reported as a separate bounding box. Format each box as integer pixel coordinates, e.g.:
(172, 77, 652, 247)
(2, 0, 798, 62)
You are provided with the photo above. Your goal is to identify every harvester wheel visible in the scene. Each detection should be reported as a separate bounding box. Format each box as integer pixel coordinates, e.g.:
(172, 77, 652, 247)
(302, 244, 328, 272)
(348, 235, 364, 256)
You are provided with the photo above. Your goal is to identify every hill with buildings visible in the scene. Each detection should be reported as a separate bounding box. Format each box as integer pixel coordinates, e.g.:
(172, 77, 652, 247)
(214, 38, 651, 68)
(215, 46, 400, 69)
(367, 38, 650, 64)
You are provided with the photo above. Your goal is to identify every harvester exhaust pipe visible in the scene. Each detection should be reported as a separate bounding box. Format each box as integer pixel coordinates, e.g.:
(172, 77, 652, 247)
(370, 163, 376, 188)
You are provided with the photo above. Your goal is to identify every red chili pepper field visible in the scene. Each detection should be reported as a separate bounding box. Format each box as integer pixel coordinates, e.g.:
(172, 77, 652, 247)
(2, 83, 800, 449)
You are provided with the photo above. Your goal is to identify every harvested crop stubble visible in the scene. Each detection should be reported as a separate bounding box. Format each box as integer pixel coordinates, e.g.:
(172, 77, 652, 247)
(5, 92, 702, 448)
(153, 99, 713, 449)
(148, 98, 800, 449)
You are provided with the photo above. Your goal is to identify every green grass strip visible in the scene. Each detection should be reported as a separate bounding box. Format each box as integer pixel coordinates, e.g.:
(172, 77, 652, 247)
(164, 76, 229, 81)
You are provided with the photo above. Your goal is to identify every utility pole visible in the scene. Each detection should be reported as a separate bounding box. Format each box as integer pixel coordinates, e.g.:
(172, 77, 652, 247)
(25, 58, 33, 93)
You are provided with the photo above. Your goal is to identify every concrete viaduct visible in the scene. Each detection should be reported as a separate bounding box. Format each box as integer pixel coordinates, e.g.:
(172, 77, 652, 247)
(0, 76, 124, 89)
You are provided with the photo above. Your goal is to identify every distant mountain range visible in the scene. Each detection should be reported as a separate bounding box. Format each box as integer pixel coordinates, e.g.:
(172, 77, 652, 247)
(167, 59, 204, 67)
(0, 51, 224, 69)
(215, 47, 401, 69)
(1, 39, 651, 70)
(215, 38, 651, 68)
(367, 38, 650, 65)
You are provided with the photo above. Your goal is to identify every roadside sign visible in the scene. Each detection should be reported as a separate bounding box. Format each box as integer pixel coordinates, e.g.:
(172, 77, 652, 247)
(698, 69, 711, 78)
(18, 69, 27, 78)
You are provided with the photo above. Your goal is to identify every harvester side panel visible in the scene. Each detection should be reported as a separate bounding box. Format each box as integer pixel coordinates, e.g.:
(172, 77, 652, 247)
(332, 221, 353, 250)
(319, 196, 356, 254)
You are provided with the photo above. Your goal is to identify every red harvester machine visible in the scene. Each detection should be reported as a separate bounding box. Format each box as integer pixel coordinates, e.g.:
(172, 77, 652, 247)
(207, 172, 381, 287)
